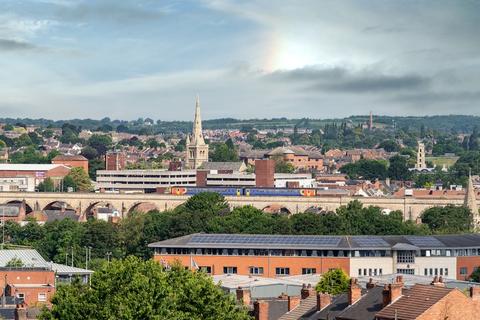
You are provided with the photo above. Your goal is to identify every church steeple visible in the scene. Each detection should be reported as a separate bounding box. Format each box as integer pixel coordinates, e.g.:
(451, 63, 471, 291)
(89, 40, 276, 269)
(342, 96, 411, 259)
(465, 172, 479, 230)
(192, 95, 205, 145)
(185, 96, 209, 169)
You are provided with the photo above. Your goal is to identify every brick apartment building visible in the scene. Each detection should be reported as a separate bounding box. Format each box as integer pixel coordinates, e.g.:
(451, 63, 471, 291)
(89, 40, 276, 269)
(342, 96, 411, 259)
(149, 233, 480, 281)
(51, 154, 89, 173)
(0, 164, 71, 189)
(266, 147, 324, 172)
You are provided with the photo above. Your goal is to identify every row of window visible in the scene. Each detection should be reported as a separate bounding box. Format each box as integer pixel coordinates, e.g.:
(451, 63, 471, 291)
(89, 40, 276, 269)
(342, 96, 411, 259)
(199, 266, 317, 276)
(16, 292, 47, 302)
(358, 268, 383, 276)
(459, 266, 480, 276)
(158, 248, 387, 257)
(424, 268, 449, 276)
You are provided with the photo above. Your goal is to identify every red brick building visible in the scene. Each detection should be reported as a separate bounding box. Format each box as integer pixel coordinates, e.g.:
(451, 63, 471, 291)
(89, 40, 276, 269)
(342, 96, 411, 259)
(0, 164, 71, 188)
(51, 154, 89, 173)
(105, 151, 127, 170)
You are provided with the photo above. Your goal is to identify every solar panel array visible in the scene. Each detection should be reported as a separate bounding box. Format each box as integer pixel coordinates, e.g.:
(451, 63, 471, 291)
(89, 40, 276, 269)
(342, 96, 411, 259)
(405, 236, 445, 247)
(351, 237, 389, 247)
(190, 234, 341, 247)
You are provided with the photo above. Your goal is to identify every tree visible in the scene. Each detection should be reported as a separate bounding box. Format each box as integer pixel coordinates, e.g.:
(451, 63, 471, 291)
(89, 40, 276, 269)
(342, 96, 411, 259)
(470, 268, 480, 282)
(65, 167, 92, 192)
(378, 139, 400, 152)
(274, 159, 295, 173)
(40, 256, 250, 320)
(421, 205, 472, 233)
(88, 134, 112, 156)
(183, 192, 229, 217)
(37, 178, 55, 192)
(315, 269, 350, 295)
(5, 257, 24, 268)
(388, 155, 411, 181)
(340, 159, 388, 180)
(80, 146, 99, 160)
(210, 143, 238, 162)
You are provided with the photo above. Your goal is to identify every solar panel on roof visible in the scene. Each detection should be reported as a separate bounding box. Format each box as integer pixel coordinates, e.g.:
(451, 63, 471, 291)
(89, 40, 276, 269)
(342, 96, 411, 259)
(351, 237, 389, 247)
(405, 236, 445, 247)
(190, 234, 341, 247)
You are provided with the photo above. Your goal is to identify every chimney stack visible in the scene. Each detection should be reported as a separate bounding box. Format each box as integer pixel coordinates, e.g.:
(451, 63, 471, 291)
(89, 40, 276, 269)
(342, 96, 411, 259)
(431, 276, 445, 287)
(254, 301, 269, 320)
(470, 286, 480, 301)
(366, 278, 375, 289)
(288, 296, 301, 311)
(301, 284, 315, 299)
(15, 303, 27, 320)
(316, 293, 331, 311)
(382, 276, 404, 307)
(236, 287, 251, 306)
(348, 278, 362, 305)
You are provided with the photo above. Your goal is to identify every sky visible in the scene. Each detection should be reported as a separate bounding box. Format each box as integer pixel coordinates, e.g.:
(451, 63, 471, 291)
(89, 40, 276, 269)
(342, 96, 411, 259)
(0, 0, 479, 121)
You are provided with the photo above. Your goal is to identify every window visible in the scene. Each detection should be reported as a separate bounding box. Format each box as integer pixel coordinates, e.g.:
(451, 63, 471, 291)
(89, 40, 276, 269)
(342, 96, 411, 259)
(424, 268, 428, 276)
(358, 268, 362, 276)
(397, 251, 415, 263)
(302, 268, 316, 275)
(368, 268, 372, 276)
(249, 266, 264, 275)
(379, 268, 383, 275)
(429, 268, 433, 276)
(460, 267, 468, 275)
(445, 268, 448, 276)
(363, 269, 367, 276)
(434, 268, 438, 276)
(199, 266, 212, 274)
(223, 266, 237, 274)
(17, 293, 25, 300)
(38, 293, 47, 302)
(397, 268, 415, 275)
(276, 267, 290, 276)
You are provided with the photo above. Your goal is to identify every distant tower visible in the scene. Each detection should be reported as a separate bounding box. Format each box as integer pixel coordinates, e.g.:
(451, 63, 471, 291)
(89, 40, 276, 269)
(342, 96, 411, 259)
(185, 96, 209, 169)
(369, 111, 373, 130)
(465, 172, 479, 230)
(415, 142, 426, 170)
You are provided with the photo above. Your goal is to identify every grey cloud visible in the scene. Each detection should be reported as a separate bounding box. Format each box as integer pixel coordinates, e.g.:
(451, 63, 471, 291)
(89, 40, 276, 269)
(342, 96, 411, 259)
(266, 66, 429, 93)
(0, 38, 38, 51)
(55, 1, 165, 24)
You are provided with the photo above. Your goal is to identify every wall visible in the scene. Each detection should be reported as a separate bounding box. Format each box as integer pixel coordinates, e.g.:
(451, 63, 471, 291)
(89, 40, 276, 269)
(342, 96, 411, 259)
(457, 256, 480, 280)
(1, 269, 55, 306)
(153, 254, 349, 278)
(414, 257, 457, 279)
(349, 257, 393, 277)
(52, 159, 88, 173)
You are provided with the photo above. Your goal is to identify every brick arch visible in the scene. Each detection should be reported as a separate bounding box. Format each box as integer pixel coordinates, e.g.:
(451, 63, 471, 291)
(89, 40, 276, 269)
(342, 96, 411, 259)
(84, 201, 120, 217)
(262, 204, 293, 216)
(128, 202, 159, 214)
(43, 201, 75, 212)
(4, 200, 34, 214)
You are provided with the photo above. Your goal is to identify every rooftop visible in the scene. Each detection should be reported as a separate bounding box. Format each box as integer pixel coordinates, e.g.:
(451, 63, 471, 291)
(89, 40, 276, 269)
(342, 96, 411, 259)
(0, 164, 68, 171)
(148, 233, 480, 250)
(52, 154, 88, 161)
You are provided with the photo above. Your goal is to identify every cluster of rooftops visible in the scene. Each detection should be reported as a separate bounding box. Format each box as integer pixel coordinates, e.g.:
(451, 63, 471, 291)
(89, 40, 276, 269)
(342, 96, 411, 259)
(148, 233, 480, 250)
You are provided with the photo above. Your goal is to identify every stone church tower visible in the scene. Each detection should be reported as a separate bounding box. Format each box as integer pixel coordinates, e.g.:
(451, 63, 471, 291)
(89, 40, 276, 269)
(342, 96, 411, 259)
(465, 173, 479, 230)
(185, 96, 209, 169)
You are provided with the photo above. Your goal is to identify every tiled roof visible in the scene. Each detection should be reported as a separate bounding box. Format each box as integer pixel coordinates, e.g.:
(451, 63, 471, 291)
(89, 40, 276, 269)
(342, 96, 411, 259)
(52, 154, 88, 161)
(278, 295, 316, 320)
(336, 286, 383, 320)
(375, 284, 452, 320)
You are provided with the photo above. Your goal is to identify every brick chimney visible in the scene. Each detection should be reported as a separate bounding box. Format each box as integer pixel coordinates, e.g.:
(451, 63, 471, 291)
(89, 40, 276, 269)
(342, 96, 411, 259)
(431, 276, 445, 287)
(348, 278, 362, 305)
(254, 300, 269, 320)
(316, 293, 331, 311)
(382, 276, 404, 307)
(470, 286, 480, 301)
(301, 284, 315, 299)
(288, 296, 301, 311)
(15, 303, 27, 320)
(236, 287, 251, 306)
(366, 278, 375, 289)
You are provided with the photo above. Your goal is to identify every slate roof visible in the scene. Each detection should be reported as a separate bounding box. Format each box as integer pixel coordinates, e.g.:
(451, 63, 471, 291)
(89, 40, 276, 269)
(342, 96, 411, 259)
(335, 286, 384, 320)
(375, 284, 453, 320)
(149, 233, 480, 250)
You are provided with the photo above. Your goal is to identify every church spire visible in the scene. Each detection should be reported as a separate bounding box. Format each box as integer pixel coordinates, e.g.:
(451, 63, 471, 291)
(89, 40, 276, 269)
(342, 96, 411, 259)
(192, 95, 205, 145)
(465, 171, 479, 230)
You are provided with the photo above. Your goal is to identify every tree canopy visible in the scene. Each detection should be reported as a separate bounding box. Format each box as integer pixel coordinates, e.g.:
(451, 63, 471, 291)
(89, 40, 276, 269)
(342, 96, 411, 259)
(421, 205, 472, 234)
(315, 269, 350, 295)
(40, 256, 250, 320)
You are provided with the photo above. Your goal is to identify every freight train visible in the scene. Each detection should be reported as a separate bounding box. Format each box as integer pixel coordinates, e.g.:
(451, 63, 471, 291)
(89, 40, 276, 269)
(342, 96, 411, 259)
(157, 187, 317, 197)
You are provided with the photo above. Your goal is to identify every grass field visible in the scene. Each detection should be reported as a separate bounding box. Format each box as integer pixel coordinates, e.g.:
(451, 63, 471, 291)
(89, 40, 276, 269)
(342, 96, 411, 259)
(426, 156, 459, 168)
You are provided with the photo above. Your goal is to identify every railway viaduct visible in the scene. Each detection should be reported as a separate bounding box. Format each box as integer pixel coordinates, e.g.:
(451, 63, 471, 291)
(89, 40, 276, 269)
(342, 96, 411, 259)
(0, 192, 472, 221)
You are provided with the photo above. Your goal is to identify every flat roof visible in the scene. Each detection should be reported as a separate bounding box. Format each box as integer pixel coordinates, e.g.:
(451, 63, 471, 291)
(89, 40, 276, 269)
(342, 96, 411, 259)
(148, 233, 480, 250)
(0, 164, 67, 171)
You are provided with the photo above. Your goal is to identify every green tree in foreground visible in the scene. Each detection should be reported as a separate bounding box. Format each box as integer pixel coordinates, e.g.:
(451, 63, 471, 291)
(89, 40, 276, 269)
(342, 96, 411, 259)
(470, 268, 480, 282)
(40, 256, 250, 320)
(37, 177, 55, 192)
(64, 167, 92, 192)
(315, 268, 350, 295)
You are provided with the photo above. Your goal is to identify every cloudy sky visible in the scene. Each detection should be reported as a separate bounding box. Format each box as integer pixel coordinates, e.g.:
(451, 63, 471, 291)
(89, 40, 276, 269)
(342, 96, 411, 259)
(0, 0, 479, 120)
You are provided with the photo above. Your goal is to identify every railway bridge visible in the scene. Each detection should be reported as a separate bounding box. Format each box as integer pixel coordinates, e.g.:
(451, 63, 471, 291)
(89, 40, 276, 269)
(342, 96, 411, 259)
(0, 192, 471, 221)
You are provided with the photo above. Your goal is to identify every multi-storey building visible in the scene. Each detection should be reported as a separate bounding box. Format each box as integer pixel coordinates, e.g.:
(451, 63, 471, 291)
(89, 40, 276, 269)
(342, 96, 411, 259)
(149, 233, 480, 281)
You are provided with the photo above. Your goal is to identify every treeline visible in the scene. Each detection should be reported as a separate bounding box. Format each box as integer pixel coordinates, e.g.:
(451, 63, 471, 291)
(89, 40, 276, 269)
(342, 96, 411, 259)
(5, 193, 472, 270)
